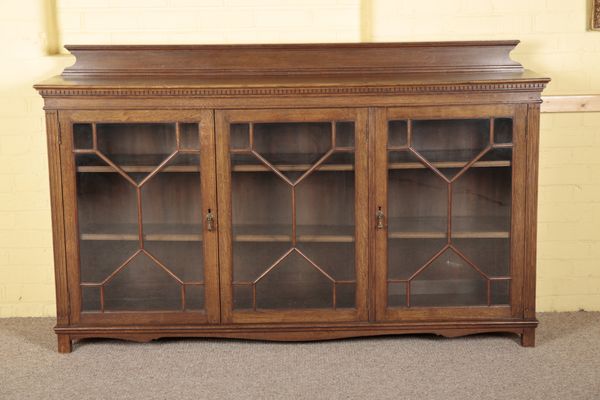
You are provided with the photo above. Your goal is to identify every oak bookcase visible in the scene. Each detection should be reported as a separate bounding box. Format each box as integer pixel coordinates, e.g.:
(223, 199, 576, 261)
(35, 41, 549, 352)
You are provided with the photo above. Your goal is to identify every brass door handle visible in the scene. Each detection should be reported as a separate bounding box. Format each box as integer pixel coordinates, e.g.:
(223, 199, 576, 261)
(206, 209, 215, 231)
(376, 207, 385, 229)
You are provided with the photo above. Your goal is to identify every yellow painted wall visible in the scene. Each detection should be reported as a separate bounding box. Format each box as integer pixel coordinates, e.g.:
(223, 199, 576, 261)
(0, 0, 598, 316)
(369, 0, 600, 311)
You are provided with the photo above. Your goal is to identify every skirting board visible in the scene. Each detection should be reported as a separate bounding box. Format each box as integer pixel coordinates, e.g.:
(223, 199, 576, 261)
(541, 95, 600, 113)
(55, 319, 539, 352)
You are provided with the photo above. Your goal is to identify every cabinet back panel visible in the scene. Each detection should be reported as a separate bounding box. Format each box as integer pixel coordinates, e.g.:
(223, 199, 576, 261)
(77, 172, 139, 227)
(231, 170, 355, 227)
(412, 119, 489, 159)
(387, 166, 511, 221)
(387, 167, 448, 221)
(102, 252, 182, 311)
(96, 123, 176, 159)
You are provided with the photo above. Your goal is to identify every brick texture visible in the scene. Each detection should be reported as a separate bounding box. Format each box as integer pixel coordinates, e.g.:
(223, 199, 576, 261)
(58, 0, 361, 45)
(371, 0, 600, 312)
(0, 0, 598, 316)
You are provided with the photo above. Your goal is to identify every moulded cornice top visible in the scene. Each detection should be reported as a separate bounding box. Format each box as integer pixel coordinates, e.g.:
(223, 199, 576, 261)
(59, 41, 527, 77)
(34, 41, 550, 96)
(64, 40, 521, 50)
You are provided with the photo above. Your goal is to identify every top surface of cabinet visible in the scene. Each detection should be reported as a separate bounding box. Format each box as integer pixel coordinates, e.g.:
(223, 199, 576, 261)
(34, 41, 549, 97)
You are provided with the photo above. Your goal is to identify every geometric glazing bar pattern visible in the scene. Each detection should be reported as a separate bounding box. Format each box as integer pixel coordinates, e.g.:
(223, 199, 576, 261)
(231, 122, 355, 310)
(75, 122, 203, 312)
(387, 118, 513, 307)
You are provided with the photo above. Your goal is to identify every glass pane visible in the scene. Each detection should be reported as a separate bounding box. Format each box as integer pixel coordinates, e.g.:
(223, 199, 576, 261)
(255, 251, 333, 309)
(296, 153, 355, 282)
(253, 122, 331, 181)
(494, 118, 513, 144)
(451, 149, 512, 234)
(233, 242, 291, 283)
(233, 285, 253, 310)
(180, 123, 200, 150)
(76, 122, 204, 313)
(231, 124, 250, 150)
(412, 119, 489, 180)
(336, 283, 355, 308)
(451, 147, 511, 295)
(386, 118, 512, 310)
(387, 150, 447, 235)
(388, 239, 446, 281)
(79, 241, 139, 284)
(104, 252, 181, 311)
(185, 284, 204, 310)
(491, 280, 510, 305)
(76, 152, 140, 311)
(387, 148, 448, 300)
(76, 154, 138, 238)
(81, 286, 101, 311)
(388, 120, 408, 148)
(96, 123, 176, 183)
(411, 249, 487, 307)
(388, 282, 407, 307)
(141, 153, 203, 283)
(452, 238, 510, 277)
(231, 164, 292, 249)
(335, 122, 355, 148)
(230, 121, 356, 311)
(74, 124, 93, 149)
(296, 243, 354, 281)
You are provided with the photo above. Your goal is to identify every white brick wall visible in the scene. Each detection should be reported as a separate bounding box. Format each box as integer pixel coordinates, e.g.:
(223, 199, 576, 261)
(57, 0, 362, 45)
(370, 0, 600, 312)
(0, 1, 69, 317)
(0, 0, 599, 316)
(0, 1, 361, 317)
(536, 113, 600, 311)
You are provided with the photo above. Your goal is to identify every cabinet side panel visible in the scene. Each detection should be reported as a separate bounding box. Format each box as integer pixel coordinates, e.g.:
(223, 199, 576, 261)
(45, 111, 70, 326)
(58, 113, 82, 323)
(524, 104, 540, 319)
(510, 105, 528, 318)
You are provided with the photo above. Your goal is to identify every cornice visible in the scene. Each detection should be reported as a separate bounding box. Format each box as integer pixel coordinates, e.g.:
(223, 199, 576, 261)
(37, 82, 548, 97)
(60, 41, 524, 77)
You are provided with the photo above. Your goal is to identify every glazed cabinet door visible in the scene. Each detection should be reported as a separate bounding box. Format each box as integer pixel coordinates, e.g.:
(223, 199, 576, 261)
(216, 109, 368, 323)
(374, 105, 527, 321)
(59, 110, 220, 325)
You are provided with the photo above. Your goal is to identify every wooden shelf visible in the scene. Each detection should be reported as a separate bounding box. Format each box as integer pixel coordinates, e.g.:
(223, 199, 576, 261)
(233, 224, 355, 243)
(388, 231, 509, 239)
(78, 165, 200, 173)
(79, 219, 509, 242)
(389, 160, 510, 170)
(389, 148, 511, 170)
(232, 164, 353, 172)
(80, 224, 203, 242)
(79, 223, 356, 243)
(77, 160, 511, 174)
(387, 216, 510, 239)
(389, 293, 491, 308)
(75, 153, 200, 173)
